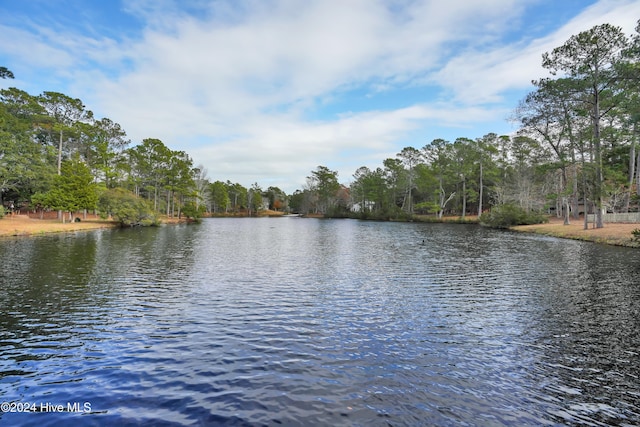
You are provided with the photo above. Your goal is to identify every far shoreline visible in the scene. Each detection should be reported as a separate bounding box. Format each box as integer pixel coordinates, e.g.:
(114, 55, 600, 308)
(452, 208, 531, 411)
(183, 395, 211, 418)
(2, 212, 639, 248)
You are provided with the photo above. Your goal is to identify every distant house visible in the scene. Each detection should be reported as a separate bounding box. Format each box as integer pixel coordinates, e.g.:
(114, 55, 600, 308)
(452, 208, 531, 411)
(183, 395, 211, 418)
(351, 201, 375, 213)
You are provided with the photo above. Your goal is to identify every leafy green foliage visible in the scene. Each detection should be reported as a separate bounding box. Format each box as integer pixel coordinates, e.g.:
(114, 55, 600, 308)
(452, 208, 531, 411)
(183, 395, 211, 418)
(0, 90, 56, 202)
(0, 205, 5, 218)
(209, 180, 230, 213)
(414, 201, 440, 215)
(181, 201, 205, 221)
(0, 88, 201, 222)
(98, 188, 159, 226)
(632, 228, 640, 240)
(247, 182, 263, 215)
(225, 181, 247, 213)
(306, 166, 340, 214)
(479, 204, 548, 228)
(265, 186, 286, 211)
(44, 158, 98, 219)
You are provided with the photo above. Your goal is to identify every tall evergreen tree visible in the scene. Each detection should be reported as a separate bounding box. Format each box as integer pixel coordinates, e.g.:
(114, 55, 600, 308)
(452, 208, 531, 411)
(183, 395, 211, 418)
(542, 23, 629, 228)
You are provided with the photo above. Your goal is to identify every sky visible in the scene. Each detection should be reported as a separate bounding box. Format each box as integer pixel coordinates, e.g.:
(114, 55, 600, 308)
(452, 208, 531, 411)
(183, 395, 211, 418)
(0, 0, 639, 193)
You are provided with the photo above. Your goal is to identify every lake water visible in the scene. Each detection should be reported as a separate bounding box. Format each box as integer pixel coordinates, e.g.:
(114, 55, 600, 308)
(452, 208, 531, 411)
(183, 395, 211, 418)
(1, 218, 640, 426)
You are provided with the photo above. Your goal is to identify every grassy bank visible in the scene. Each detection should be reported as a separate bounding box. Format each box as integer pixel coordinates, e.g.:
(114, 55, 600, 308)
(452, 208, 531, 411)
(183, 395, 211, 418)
(0, 214, 120, 237)
(0, 210, 287, 238)
(511, 217, 640, 248)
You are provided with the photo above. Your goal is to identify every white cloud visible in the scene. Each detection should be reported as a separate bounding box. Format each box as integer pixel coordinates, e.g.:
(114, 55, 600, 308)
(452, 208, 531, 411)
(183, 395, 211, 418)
(99, 0, 532, 108)
(186, 103, 500, 191)
(0, 24, 75, 70)
(429, 0, 640, 104)
(86, 0, 530, 191)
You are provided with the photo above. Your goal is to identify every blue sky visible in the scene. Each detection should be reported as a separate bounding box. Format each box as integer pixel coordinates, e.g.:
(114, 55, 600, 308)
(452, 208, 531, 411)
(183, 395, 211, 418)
(1, 0, 638, 192)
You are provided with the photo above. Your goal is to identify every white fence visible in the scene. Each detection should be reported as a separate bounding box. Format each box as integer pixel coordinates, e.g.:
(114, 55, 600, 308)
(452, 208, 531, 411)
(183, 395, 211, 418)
(586, 213, 640, 223)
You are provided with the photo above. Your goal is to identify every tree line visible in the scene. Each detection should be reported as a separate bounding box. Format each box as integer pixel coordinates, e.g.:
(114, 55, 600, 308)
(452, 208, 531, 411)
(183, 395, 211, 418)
(1, 21, 638, 227)
(296, 21, 640, 228)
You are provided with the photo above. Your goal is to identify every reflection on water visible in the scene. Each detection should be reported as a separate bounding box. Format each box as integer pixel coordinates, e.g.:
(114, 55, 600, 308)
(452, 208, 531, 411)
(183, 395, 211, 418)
(1, 219, 640, 426)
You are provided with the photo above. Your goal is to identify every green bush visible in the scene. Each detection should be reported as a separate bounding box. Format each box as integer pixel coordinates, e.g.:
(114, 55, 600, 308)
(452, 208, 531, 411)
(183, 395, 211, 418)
(0, 205, 5, 219)
(325, 205, 351, 218)
(181, 201, 205, 221)
(479, 204, 548, 228)
(347, 206, 412, 221)
(98, 188, 159, 226)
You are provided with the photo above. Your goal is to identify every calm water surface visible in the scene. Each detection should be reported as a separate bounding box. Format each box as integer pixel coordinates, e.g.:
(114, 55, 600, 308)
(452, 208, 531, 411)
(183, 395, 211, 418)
(1, 218, 639, 426)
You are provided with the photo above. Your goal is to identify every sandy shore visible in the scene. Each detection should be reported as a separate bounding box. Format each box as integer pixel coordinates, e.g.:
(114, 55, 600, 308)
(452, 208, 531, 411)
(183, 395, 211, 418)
(511, 217, 640, 247)
(0, 214, 119, 237)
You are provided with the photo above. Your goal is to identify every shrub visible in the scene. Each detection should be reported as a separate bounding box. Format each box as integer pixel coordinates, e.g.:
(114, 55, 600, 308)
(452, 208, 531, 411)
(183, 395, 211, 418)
(479, 204, 548, 229)
(181, 201, 205, 221)
(348, 206, 412, 221)
(632, 228, 640, 240)
(98, 188, 159, 226)
(325, 205, 351, 218)
(0, 205, 4, 219)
